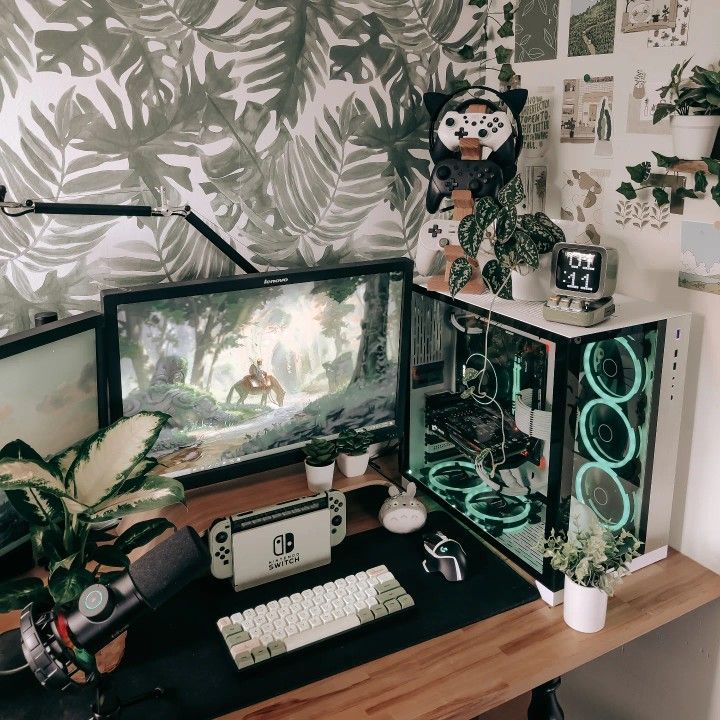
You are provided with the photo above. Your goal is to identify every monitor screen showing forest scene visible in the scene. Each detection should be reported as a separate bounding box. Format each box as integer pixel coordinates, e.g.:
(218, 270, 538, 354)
(111, 267, 407, 481)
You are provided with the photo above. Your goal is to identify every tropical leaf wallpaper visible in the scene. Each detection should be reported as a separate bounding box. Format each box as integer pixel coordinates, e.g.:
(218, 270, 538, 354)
(0, 0, 487, 335)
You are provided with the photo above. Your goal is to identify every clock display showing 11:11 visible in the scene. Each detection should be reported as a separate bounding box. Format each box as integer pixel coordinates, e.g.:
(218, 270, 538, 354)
(555, 248, 602, 294)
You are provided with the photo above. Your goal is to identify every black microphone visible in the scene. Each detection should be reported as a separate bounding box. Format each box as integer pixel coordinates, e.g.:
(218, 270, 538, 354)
(20, 527, 209, 689)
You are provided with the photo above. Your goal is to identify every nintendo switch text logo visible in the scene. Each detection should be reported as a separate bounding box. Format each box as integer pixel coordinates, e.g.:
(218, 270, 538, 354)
(269, 532, 300, 570)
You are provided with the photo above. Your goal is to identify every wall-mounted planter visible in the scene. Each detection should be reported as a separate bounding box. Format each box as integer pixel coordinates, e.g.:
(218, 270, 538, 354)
(671, 115, 720, 160)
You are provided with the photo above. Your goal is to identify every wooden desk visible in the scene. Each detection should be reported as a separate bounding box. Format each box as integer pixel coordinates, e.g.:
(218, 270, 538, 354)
(2, 463, 720, 720)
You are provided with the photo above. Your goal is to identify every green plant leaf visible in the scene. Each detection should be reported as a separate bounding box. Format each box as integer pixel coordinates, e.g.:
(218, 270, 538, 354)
(627, 162, 651, 184)
(495, 238, 520, 269)
(0, 458, 67, 497)
(701, 157, 720, 176)
(653, 187, 670, 206)
(503, 2, 514, 21)
(498, 175, 525, 208)
(30, 524, 65, 566)
(89, 545, 130, 570)
(652, 151, 679, 168)
(48, 566, 96, 605)
(449, 257, 474, 297)
(66, 411, 169, 507)
(458, 215, 481, 258)
(495, 206, 517, 243)
(469, 0, 489, 6)
(497, 63, 515, 83)
(481, 260, 512, 299)
(495, 46, 512, 64)
(694, 172, 709, 193)
(514, 229, 540, 270)
(474, 196, 500, 232)
(84, 476, 185, 522)
(0, 577, 50, 613)
(113, 518, 175, 555)
(617, 182, 638, 200)
(519, 214, 563, 254)
(653, 103, 675, 124)
(497, 20, 514, 38)
(676, 188, 699, 199)
(712, 183, 720, 207)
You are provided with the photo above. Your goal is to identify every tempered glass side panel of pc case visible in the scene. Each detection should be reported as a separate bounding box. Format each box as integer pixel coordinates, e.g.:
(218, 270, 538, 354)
(405, 284, 690, 593)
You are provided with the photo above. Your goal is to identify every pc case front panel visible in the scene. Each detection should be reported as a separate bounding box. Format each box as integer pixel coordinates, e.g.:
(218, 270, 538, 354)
(408, 292, 557, 579)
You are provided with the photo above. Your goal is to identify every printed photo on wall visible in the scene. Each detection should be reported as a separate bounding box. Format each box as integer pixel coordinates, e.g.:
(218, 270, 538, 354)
(648, 0, 691, 46)
(515, 0, 559, 62)
(519, 166, 547, 214)
(568, 0, 617, 57)
(560, 169, 610, 243)
(621, 0, 678, 33)
(561, 76, 614, 157)
(521, 88, 553, 158)
(616, 173, 686, 232)
(626, 69, 671, 135)
(679, 222, 720, 295)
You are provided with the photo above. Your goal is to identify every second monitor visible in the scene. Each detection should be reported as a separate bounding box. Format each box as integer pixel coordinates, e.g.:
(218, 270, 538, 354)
(102, 259, 412, 489)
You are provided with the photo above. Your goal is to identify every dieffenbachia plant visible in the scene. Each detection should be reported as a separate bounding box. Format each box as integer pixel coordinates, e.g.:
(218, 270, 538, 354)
(618, 153, 720, 208)
(449, 175, 566, 298)
(0, 411, 184, 611)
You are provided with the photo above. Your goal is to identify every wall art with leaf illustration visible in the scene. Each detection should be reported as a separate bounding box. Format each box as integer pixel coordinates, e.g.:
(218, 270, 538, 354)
(515, 0, 559, 62)
(0, 0, 489, 336)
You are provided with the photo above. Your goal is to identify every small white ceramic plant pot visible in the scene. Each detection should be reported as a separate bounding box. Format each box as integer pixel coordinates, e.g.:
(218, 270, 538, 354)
(305, 460, 335, 492)
(511, 253, 552, 302)
(337, 451, 370, 478)
(671, 115, 720, 160)
(563, 576, 608, 634)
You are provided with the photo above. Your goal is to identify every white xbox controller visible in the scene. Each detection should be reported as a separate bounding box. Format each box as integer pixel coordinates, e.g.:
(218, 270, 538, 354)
(208, 489, 347, 580)
(437, 111, 514, 158)
(415, 219, 460, 275)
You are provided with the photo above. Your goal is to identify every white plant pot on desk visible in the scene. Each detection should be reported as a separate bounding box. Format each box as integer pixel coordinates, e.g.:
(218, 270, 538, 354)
(671, 115, 720, 160)
(563, 576, 608, 634)
(511, 253, 552, 302)
(337, 452, 370, 478)
(305, 460, 335, 491)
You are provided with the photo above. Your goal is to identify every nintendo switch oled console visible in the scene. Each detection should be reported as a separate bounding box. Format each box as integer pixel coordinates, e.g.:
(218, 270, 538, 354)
(209, 490, 346, 591)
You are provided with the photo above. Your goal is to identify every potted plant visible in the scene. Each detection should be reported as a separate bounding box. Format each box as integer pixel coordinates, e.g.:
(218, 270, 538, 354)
(654, 59, 720, 159)
(542, 519, 642, 633)
(450, 175, 565, 301)
(303, 438, 338, 491)
(0, 411, 184, 671)
(336, 429, 372, 478)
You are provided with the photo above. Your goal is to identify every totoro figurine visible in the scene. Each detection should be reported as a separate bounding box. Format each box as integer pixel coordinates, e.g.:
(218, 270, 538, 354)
(379, 482, 427, 534)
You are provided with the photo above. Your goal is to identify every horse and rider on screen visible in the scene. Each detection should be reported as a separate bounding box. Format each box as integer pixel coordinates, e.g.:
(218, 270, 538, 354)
(226, 359, 286, 407)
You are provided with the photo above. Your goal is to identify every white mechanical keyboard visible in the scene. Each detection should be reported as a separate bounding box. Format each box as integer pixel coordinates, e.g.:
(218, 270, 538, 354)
(216, 565, 415, 670)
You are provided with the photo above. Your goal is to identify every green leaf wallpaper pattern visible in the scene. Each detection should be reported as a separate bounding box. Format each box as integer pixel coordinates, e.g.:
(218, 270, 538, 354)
(0, 0, 486, 335)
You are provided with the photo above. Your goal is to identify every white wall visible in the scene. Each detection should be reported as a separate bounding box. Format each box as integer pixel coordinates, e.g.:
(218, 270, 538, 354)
(508, 1, 720, 716)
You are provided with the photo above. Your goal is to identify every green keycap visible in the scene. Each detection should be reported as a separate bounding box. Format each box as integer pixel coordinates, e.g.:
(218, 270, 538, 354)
(376, 579, 400, 594)
(357, 608, 374, 623)
(233, 651, 254, 670)
(222, 623, 244, 639)
(252, 646, 271, 662)
(398, 594, 415, 609)
(267, 640, 287, 657)
(225, 630, 250, 648)
(384, 599, 401, 613)
(370, 603, 388, 619)
(376, 587, 405, 604)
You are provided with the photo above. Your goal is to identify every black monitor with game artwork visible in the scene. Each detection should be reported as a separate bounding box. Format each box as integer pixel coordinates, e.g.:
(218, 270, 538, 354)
(102, 259, 412, 489)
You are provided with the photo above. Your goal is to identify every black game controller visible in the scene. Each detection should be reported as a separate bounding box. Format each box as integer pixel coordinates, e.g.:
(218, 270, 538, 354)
(426, 159, 503, 213)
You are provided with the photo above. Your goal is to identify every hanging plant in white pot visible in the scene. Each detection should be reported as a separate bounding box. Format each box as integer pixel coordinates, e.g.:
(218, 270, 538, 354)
(542, 518, 642, 633)
(448, 175, 566, 301)
(654, 59, 720, 160)
(302, 438, 338, 491)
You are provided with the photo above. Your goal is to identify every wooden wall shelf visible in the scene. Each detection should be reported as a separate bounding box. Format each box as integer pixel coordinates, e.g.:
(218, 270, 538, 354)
(670, 160, 709, 173)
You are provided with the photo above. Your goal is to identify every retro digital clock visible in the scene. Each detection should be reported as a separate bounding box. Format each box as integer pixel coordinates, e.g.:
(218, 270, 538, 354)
(543, 243, 619, 327)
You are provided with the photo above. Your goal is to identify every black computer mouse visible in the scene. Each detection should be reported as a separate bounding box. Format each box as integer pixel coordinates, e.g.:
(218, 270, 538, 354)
(422, 531, 468, 582)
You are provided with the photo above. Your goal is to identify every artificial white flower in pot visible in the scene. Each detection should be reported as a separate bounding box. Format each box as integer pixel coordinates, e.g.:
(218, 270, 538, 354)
(541, 516, 642, 633)
(336, 429, 372, 478)
(302, 438, 337, 491)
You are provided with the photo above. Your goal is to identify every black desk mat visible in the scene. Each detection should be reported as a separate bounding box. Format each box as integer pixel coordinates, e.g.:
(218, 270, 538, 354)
(1, 509, 539, 719)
